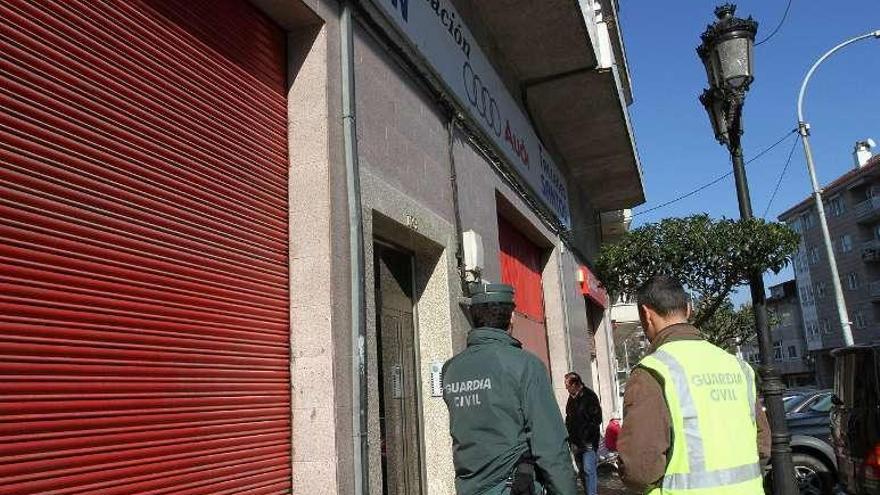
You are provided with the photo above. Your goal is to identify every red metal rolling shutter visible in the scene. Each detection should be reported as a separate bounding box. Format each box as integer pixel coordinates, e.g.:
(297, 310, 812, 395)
(0, 1, 291, 494)
(498, 217, 550, 369)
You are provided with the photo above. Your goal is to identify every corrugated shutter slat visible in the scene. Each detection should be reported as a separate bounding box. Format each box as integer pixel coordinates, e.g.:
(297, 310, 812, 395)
(0, 0, 291, 493)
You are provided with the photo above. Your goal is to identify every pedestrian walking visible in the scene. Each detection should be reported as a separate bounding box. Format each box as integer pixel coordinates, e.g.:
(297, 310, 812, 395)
(563, 372, 602, 495)
(617, 276, 771, 494)
(443, 283, 577, 495)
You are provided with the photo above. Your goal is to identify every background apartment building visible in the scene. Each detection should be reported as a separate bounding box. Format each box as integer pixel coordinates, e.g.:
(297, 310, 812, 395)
(740, 280, 813, 386)
(780, 145, 880, 386)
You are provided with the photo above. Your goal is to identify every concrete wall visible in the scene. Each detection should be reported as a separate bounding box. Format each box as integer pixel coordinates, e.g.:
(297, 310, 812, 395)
(593, 312, 620, 422)
(276, 1, 617, 493)
(557, 246, 595, 390)
(353, 23, 454, 224)
(353, 18, 462, 495)
(277, 1, 354, 493)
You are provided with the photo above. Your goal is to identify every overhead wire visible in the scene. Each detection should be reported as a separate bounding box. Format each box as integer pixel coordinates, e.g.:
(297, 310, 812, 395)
(762, 133, 802, 218)
(755, 0, 794, 46)
(631, 128, 798, 218)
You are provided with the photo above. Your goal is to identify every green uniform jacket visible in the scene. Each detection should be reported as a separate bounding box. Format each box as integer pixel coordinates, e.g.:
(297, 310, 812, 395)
(442, 327, 577, 495)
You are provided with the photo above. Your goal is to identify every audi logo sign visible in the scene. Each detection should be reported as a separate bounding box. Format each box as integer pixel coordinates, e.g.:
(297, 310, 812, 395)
(375, 0, 571, 228)
(462, 62, 502, 138)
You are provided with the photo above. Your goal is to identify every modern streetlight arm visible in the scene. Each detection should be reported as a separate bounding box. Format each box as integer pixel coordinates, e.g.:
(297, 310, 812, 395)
(795, 29, 879, 349)
(798, 30, 880, 124)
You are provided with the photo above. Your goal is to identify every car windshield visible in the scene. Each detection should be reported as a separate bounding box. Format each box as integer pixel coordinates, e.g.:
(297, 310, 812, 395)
(807, 394, 833, 414)
(784, 394, 806, 412)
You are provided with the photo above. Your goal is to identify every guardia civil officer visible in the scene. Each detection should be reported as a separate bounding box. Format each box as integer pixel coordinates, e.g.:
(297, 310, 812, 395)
(617, 276, 771, 494)
(442, 284, 577, 495)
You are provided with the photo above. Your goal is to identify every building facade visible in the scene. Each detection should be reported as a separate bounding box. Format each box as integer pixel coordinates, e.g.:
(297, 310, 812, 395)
(740, 281, 813, 386)
(0, 0, 643, 494)
(780, 153, 880, 387)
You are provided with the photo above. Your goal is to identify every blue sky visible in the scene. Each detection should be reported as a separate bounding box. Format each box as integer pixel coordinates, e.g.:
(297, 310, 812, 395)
(619, 0, 880, 301)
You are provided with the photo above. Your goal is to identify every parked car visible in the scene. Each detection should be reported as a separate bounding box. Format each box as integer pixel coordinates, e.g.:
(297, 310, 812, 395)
(788, 390, 836, 494)
(831, 344, 880, 494)
(785, 387, 822, 412)
(763, 389, 837, 495)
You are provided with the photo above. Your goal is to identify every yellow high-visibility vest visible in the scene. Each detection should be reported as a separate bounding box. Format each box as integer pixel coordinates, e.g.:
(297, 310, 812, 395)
(637, 340, 764, 494)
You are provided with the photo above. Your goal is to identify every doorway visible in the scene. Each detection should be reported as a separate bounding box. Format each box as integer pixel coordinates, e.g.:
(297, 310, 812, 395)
(374, 242, 424, 495)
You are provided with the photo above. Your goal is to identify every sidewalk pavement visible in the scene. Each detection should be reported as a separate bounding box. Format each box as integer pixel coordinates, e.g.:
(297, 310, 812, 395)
(597, 471, 634, 495)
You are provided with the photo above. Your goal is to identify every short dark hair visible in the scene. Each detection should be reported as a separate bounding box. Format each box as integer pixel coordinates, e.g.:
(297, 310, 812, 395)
(564, 372, 583, 386)
(471, 302, 514, 329)
(636, 275, 689, 317)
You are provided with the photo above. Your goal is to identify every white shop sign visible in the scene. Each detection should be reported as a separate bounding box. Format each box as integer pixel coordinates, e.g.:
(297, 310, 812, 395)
(374, 0, 571, 228)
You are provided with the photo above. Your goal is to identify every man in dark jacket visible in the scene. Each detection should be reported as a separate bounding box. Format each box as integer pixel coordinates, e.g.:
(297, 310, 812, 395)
(564, 372, 602, 495)
(443, 284, 577, 495)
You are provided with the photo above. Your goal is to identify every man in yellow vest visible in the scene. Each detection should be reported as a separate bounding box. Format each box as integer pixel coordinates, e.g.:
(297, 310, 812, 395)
(617, 276, 771, 494)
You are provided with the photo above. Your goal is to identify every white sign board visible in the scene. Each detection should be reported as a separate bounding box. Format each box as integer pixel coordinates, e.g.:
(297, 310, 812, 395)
(373, 0, 571, 228)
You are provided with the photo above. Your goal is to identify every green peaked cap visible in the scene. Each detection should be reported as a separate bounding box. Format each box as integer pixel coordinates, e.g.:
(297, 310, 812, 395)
(470, 283, 515, 305)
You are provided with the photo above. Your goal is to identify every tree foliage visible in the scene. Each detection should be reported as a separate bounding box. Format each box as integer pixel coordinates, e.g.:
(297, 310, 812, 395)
(596, 214, 798, 345)
(697, 300, 780, 351)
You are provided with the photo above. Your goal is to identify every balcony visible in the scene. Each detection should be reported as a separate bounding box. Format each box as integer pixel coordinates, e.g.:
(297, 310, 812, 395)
(855, 197, 880, 223)
(862, 240, 880, 262)
(459, 1, 644, 211)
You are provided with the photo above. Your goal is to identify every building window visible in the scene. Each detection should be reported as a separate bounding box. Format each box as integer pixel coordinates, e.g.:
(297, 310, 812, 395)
(820, 318, 830, 334)
(829, 196, 845, 217)
(773, 341, 783, 361)
(841, 234, 853, 253)
(789, 220, 801, 234)
(802, 211, 816, 230)
(846, 272, 860, 291)
(781, 311, 793, 325)
(853, 311, 868, 329)
(809, 246, 819, 265)
(874, 223, 880, 241)
(788, 346, 798, 359)
(815, 282, 827, 299)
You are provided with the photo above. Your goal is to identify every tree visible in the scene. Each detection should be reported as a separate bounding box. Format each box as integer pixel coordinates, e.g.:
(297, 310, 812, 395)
(595, 214, 798, 347)
(697, 300, 781, 351)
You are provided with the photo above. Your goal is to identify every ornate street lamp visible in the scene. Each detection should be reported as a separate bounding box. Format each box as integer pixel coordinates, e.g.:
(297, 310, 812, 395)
(697, 5, 798, 495)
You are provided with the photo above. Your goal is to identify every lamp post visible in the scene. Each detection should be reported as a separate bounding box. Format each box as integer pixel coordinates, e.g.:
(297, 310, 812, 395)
(697, 5, 797, 495)
(797, 30, 880, 349)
